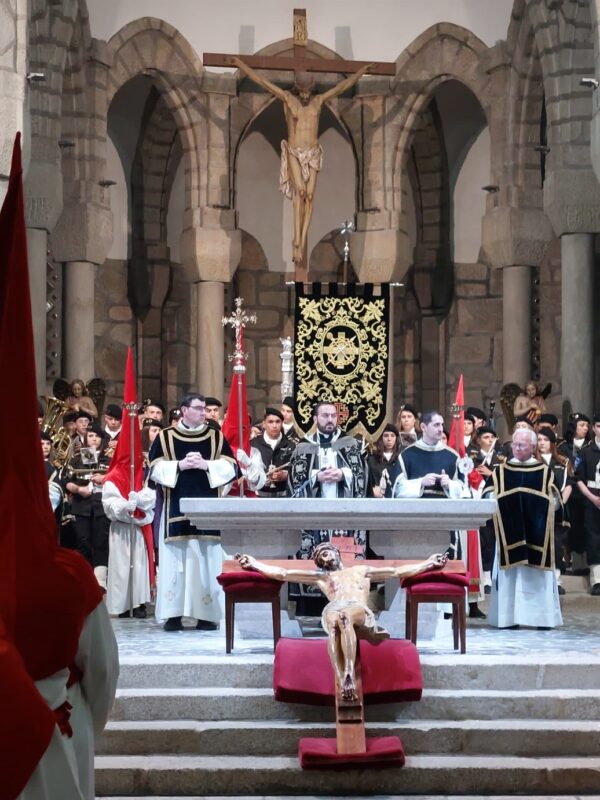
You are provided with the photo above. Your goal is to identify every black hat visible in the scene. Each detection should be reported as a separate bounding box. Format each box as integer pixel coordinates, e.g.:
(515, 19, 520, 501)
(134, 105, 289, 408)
(513, 415, 535, 429)
(87, 422, 105, 438)
(537, 426, 557, 443)
(282, 396, 295, 409)
(142, 418, 163, 429)
(466, 407, 486, 421)
(464, 414, 476, 424)
(570, 412, 590, 424)
(476, 426, 496, 437)
(593, 413, 600, 425)
(264, 407, 283, 421)
(40, 431, 53, 443)
(62, 411, 78, 424)
(105, 403, 122, 421)
(74, 410, 92, 422)
(538, 413, 558, 426)
(204, 397, 222, 408)
(144, 399, 165, 413)
(399, 403, 418, 417)
(383, 423, 399, 435)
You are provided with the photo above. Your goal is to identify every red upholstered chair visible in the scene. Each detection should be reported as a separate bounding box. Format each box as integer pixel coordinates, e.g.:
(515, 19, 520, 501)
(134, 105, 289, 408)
(216, 571, 283, 653)
(400, 570, 471, 654)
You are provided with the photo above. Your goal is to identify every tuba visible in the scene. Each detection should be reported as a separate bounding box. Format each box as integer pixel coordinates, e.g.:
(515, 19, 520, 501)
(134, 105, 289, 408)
(41, 396, 73, 468)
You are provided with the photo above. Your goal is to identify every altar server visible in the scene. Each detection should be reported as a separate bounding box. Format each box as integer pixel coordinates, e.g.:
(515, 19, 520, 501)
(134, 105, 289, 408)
(149, 393, 237, 631)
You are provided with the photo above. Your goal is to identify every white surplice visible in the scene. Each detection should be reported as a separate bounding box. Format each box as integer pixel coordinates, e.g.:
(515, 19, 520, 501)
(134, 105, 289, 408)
(103, 481, 155, 615)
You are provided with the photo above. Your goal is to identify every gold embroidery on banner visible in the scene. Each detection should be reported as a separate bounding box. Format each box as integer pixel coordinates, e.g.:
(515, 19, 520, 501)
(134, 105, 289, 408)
(294, 294, 388, 435)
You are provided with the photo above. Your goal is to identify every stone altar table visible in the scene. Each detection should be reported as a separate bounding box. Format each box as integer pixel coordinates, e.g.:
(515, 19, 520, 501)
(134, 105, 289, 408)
(180, 497, 496, 641)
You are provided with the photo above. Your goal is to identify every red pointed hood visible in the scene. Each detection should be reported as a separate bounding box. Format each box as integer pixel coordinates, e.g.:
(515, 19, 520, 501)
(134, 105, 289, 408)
(0, 134, 94, 679)
(105, 347, 145, 498)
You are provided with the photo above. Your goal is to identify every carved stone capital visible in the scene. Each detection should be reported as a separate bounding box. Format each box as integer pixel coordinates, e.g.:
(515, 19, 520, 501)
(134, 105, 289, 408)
(543, 168, 600, 235)
(350, 226, 410, 283)
(180, 225, 241, 282)
(51, 202, 113, 265)
(481, 206, 554, 268)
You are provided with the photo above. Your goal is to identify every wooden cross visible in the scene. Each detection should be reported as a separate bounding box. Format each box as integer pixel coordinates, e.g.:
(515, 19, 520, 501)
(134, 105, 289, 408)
(204, 10, 395, 281)
(204, 9, 395, 79)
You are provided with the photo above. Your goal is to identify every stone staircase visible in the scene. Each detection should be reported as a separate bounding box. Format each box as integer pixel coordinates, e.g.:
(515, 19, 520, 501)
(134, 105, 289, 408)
(96, 649, 600, 797)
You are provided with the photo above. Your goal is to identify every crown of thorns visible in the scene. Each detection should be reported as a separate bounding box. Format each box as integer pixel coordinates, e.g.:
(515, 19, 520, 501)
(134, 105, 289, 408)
(313, 543, 341, 560)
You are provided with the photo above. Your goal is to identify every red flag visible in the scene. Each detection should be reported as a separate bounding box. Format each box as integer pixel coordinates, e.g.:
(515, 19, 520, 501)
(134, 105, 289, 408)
(221, 331, 251, 455)
(105, 347, 155, 585)
(448, 374, 465, 456)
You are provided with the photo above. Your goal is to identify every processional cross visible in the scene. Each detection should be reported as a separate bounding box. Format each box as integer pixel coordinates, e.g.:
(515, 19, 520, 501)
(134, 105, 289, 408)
(222, 298, 256, 496)
(204, 9, 395, 282)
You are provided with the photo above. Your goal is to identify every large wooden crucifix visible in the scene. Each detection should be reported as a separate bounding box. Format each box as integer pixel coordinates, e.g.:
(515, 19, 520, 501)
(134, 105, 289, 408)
(204, 9, 395, 282)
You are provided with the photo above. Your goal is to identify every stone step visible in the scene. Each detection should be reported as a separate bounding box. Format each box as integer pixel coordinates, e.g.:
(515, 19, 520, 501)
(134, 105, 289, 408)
(117, 655, 600, 690)
(111, 687, 600, 722)
(98, 718, 600, 757)
(94, 754, 600, 796)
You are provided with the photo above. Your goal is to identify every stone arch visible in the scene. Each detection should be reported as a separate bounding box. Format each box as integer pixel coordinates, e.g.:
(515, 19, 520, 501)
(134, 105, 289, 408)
(107, 18, 206, 215)
(391, 23, 491, 217)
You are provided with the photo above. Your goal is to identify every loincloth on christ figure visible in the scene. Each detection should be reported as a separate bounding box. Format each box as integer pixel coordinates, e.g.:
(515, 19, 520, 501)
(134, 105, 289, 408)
(279, 140, 323, 198)
(321, 599, 389, 645)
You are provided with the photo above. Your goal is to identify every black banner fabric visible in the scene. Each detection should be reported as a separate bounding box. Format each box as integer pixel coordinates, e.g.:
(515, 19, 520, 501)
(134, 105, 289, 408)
(293, 282, 390, 439)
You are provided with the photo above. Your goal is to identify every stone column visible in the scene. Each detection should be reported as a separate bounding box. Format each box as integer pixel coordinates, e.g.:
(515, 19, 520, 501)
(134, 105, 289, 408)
(26, 228, 48, 391)
(502, 265, 531, 387)
(63, 261, 95, 381)
(561, 233, 594, 415)
(196, 280, 225, 398)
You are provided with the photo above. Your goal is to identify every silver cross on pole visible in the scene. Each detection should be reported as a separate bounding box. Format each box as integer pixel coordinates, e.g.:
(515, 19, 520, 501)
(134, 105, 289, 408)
(222, 298, 257, 497)
(339, 219, 354, 283)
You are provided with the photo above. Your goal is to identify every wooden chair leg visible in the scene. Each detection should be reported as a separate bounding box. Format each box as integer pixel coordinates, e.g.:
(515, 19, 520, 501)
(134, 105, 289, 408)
(225, 595, 234, 654)
(452, 602, 459, 651)
(410, 597, 419, 646)
(272, 595, 281, 651)
(405, 591, 411, 639)
(459, 600, 467, 654)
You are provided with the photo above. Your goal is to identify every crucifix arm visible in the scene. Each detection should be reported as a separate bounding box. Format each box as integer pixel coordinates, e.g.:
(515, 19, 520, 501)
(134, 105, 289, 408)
(365, 553, 448, 581)
(229, 56, 289, 103)
(235, 553, 321, 584)
(318, 63, 373, 104)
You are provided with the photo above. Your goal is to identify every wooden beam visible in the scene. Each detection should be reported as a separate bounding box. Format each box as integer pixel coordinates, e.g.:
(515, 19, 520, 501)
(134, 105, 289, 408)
(223, 559, 466, 573)
(203, 53, 396, 76)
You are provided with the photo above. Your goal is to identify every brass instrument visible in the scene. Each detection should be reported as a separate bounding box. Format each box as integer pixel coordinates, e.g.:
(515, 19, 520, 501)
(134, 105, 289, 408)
(65, 463, 109, 481)
(41, 396, 73, 469)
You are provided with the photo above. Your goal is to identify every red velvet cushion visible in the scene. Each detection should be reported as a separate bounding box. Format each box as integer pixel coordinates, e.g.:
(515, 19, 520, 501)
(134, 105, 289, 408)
(405, 581, 466, 598)
(299, 736, 405, 769)
(273, 637, 422, 706)
(401, 569, 471, 589)
(216, 571, 282, 598)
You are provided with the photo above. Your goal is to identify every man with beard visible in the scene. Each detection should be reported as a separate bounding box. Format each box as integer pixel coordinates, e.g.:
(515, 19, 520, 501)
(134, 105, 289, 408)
(288, 401, 366, 563)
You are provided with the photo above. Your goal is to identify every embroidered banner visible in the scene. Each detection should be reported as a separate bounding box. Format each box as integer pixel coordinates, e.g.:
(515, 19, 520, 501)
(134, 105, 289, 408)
(293, 283, 390, 438)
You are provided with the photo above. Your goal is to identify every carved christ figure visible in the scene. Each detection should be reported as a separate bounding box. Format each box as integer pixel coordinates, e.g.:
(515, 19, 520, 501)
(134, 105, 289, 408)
(236, 544, 447, 702)
(230, 57, 371, 264)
